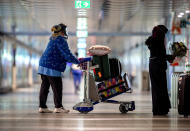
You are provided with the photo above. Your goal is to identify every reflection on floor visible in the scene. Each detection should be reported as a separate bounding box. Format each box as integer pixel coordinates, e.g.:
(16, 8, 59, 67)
(0, 78, 190, 131)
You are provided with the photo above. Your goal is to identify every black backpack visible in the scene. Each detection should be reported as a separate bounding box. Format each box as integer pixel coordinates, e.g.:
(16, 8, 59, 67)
(109, 58, 122, 78)
(92, 55, 111, 82)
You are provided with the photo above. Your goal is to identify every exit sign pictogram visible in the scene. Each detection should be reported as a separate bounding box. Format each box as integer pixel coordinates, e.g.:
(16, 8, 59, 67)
(75, 0, 90, 8)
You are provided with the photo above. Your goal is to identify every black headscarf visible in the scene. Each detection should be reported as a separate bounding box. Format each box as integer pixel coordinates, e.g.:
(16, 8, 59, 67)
(145, 25, 168, 47)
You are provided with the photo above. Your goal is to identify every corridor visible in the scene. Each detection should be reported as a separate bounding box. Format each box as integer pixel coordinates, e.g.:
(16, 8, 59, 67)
(1, 0, 190, 130)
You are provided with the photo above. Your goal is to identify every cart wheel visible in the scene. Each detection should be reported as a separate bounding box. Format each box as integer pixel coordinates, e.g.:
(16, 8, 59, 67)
(119, 104, 128, 113)
(129, 101, 135, 111)
(79, 111, 89, 114)
(131, 101, 135, 110)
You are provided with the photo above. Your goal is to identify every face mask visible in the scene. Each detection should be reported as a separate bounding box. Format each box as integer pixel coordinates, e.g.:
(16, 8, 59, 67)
(64, 35, 68, 40)
(64, 28, 68, 39)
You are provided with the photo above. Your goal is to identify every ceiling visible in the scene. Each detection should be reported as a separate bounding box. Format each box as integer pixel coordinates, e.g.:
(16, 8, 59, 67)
(0, 0, 190, 54)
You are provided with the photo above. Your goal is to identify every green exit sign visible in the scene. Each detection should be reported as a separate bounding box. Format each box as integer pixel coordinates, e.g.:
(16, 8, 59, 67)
(75, 0, 90, 8)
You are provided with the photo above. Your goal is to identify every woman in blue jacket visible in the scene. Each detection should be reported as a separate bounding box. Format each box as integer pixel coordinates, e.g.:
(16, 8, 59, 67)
(38, 23, 79, 113)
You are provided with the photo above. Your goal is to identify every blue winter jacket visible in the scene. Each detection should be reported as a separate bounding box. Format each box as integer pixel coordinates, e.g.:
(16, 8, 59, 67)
(39, 36, 79, 72)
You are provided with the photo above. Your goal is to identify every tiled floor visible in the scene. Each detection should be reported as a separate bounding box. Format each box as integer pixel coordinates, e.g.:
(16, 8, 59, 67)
(0, 78, 190, 131)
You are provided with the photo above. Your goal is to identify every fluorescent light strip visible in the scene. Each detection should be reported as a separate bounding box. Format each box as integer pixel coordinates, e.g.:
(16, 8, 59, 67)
(77, 9, 86, 11)
(76, 30, 88, 37)
(78, 48, 86, 57)
(179, 12, 184, 16)
(178, 15, 182, 18)
(78, 38, 86, 43)
(78, 13, 87, 16)
(77, 43, 87, 48)
(77, 9, 87, 16)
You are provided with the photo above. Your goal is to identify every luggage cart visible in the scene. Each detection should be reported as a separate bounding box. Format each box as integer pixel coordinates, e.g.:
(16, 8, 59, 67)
(73, 58, 135, 114)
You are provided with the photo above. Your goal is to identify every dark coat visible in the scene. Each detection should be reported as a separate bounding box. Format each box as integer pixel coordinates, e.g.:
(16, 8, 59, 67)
(145, 31, 172, 115)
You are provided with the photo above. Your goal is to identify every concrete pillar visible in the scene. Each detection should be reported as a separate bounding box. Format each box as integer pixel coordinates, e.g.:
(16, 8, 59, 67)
(0, 38, 3, 88)
(12, 65, 16, 91)
(28, 52, 33, 86)
(28, 66, 33, 86)
(11, 25, 17, 91)
(186, 25, 189, 64)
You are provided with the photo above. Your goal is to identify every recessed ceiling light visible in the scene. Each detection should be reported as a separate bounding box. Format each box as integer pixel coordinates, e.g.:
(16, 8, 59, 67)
(178, 15, 182, 18)
(179, 12, 184, 15)
(186, 10, 190, 13)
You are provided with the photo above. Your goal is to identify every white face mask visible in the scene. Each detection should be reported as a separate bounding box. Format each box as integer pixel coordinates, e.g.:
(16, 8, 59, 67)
(64, 28, 68, 39)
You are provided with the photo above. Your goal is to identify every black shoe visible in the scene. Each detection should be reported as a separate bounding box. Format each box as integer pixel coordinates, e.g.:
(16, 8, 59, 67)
(153, 112, 168, 116)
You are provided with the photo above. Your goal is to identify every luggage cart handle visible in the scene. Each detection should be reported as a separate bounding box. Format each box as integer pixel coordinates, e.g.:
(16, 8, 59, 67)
(79, 57, 100, 71)
(79, 57, 92, 71)
(79, 57, 92, 63)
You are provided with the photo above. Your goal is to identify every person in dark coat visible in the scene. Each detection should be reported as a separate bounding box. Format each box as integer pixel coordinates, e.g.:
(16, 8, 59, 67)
(38, 23, 80, 113)
(145, 25, 175, 115)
